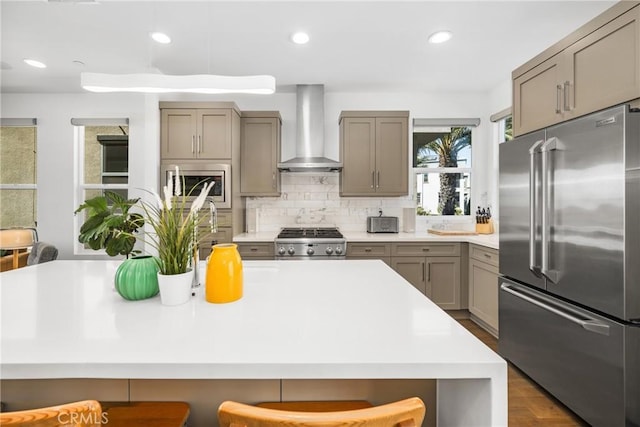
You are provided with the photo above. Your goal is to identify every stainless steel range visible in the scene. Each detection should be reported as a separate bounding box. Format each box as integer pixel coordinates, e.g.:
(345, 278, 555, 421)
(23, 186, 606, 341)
(274, 227, 346, 260)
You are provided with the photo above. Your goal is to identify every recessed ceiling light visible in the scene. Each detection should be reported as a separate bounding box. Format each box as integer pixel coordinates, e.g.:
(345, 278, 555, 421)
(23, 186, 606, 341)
(151, 32, 171, 44)
(24, 59, 47, 68)
(291, 32, 310, 45)
(428, 31, 453, 44)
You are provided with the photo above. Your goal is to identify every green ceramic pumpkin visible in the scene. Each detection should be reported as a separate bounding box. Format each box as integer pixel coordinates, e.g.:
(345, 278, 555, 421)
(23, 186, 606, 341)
(114, 255, 160, 300)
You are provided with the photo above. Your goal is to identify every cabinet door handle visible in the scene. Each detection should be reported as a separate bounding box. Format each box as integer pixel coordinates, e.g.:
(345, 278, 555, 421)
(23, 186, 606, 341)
(192, 135, 196, 153)
(272, 172, 276, 189)
(484, 253, 492, 258)
(421, 261, 425, 282)
(364, 248, 372, 252)
(563, 81, 571, 111)
(197, 135, 202, 153)
(250, 247, 258, 252)
(556, 84, 562, 114)
(376, 171, 380, 188)
(422, 247, 430, 252)
(427, 262, 431, 282)
(371, 171, 375, 189)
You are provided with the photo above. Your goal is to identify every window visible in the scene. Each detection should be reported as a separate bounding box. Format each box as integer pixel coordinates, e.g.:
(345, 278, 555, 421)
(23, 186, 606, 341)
(73, 118, 129, 254)
(500, 116, 513, 143)
(0, 119, 37, 227)
(413, 122, 476, 216)
(491, 107, 512, 144)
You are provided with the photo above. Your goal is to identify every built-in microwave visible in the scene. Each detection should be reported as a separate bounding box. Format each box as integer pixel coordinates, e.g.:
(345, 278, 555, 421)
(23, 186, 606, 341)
(160, 162, 231, 209)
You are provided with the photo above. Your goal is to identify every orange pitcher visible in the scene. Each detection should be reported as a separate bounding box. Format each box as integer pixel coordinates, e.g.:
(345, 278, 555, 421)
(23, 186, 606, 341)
(206, 243, 243, 303)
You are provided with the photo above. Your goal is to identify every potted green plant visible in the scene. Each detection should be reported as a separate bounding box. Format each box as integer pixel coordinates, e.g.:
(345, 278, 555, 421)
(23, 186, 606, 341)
(138, 167, 215, 305)
(75, 191, 159, 301)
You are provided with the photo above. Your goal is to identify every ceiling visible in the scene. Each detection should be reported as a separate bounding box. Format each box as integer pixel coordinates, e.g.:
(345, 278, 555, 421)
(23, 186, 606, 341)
(0, 0, 617, 94)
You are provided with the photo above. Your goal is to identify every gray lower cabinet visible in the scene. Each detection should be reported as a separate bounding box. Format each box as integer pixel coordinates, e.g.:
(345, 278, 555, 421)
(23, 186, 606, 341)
(390, 243, 463, 310)
(236, 242, 275, 260)
(345, 242, 391, 265)
(468, 244, 499, 335)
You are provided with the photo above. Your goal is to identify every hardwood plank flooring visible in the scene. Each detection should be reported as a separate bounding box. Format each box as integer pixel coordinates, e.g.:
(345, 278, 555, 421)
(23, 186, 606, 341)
(457, 319, 589, 426)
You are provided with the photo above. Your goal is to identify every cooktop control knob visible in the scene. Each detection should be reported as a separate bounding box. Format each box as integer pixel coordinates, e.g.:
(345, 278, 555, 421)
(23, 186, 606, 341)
(307, 247, 315, 255)
(335, 246, 343, 255)
(278, 247, 286, 255)
(325, 247, 334, 255)
(287, 247, 295, 255)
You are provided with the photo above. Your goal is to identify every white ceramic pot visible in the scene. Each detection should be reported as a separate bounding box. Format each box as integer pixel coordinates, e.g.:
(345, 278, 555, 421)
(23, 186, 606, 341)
(157, 269, 193, 306)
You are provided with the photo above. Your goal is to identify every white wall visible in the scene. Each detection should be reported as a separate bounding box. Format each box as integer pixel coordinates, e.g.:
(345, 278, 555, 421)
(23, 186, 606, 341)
(1, 92, 159, 259)
(486, 78, 513, 221)
(1, 86, 510, 258)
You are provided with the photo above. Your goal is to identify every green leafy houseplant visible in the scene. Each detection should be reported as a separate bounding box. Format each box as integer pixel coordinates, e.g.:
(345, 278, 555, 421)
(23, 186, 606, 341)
(74, 191, 144, 257)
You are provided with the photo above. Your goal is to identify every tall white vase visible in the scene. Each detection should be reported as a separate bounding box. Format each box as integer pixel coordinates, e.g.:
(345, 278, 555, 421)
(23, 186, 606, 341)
(157, 269, 193, 306)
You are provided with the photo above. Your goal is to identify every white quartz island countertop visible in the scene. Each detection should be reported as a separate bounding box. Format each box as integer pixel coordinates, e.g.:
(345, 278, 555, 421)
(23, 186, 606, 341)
(234, 231, 499, 250)
(0, 260, 506, 426)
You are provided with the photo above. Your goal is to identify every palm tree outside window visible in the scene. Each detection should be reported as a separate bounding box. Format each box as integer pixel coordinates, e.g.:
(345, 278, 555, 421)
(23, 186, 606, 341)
(413, 124, 474, 216)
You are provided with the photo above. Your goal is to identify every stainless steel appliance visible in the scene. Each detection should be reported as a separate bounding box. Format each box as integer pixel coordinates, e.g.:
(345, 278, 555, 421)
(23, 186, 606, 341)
(274, 227, 346, 259)
(498, 104, 640, 427)
(277, 85, 342, 172)
(161, 162, 231, 209)
(366, 216, 399, 233)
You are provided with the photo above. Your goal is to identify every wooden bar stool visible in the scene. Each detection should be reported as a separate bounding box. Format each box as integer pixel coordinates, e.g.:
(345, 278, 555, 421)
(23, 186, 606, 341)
(100, 401, 190, 427)
(219, 397, 425, 427)
(0, 400, 102, 426)
(0, 400, 190, 427)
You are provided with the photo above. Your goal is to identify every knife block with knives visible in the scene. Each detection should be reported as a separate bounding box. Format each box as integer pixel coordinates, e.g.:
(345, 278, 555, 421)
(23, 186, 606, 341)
(475, 206, 494, 234)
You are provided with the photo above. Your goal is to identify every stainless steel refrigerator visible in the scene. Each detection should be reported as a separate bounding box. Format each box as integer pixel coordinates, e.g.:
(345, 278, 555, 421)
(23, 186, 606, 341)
(499, 104, 640, 427)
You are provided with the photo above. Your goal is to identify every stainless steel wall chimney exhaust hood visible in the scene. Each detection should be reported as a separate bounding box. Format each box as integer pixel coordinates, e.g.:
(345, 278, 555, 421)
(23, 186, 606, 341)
(277, 84, 342, 172)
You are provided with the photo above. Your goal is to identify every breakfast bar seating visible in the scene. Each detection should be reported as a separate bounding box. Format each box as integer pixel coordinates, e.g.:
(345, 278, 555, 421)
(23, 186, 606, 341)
(218, 397, 426, 427)
(0, 401, 190, 427)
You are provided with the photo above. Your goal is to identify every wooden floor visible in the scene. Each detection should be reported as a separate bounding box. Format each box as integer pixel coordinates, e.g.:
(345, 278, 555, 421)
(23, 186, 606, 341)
(457, 319, 589, 427)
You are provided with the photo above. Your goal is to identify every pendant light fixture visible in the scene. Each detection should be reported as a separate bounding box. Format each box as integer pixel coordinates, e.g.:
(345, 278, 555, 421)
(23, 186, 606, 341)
(81, 4, 275, 95)
(80, 72, 276, 94)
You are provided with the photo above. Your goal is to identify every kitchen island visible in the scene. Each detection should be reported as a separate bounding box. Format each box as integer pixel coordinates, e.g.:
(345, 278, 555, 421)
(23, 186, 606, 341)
(0, 260, 506, 427)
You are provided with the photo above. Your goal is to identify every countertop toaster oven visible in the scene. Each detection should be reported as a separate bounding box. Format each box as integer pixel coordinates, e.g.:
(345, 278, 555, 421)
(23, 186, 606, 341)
(367, 216, 399, 233)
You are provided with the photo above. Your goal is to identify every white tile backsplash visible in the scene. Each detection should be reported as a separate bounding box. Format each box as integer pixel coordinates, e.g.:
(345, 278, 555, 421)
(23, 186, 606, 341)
(245, 172, 415, 232)
(245, 172, 477, 233)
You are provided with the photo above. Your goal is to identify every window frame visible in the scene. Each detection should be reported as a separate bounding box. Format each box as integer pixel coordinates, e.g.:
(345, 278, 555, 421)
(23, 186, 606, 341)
(0, 119, 38, 228)
(73, 119, 129, 256)
(412, 125, 475, 217)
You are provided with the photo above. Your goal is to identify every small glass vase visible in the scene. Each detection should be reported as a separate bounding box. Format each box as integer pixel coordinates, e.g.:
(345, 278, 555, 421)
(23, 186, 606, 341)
(157, 269, 193, 306)
(206, 243, 243, 303)
(114, 255, 159, 301)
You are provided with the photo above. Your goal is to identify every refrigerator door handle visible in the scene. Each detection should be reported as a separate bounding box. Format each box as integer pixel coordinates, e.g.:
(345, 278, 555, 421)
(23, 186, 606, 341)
(500, 283, 610, 336)
(540, 137, 563, 283)
(528, 139, 545, 276)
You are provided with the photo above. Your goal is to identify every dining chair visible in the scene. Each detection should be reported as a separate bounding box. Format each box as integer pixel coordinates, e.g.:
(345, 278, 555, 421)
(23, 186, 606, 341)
(218, 397, 426, 427)
(0, 399, 102, 426)
(0, 400, 190, 427)
(0, 227, 38, 270)
(26, 241, 58, 265)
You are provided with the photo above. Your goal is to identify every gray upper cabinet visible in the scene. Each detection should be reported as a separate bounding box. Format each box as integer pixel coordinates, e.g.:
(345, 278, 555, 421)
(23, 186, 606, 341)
(161, 103, 240, 160)
(339, 111, 409, 196)
(240, 112, 282, 196)
(513, 3, 640, 136)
